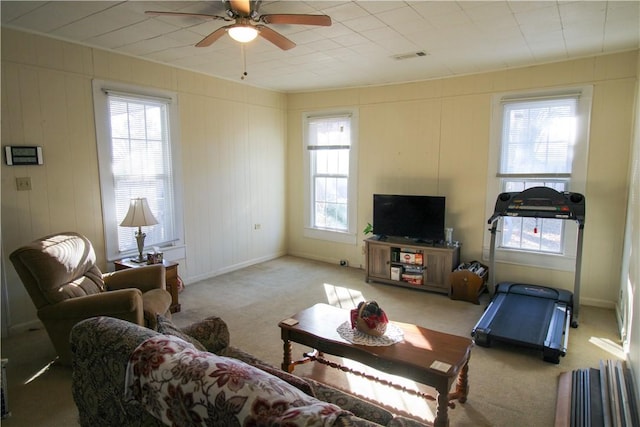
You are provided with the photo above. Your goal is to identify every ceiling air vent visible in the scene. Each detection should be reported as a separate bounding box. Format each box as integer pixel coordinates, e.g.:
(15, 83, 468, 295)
(392, 51, 429, 60)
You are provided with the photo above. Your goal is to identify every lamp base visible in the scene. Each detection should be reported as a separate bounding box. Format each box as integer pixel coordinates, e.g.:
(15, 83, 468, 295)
(128, 256, 147, 264)
(133, 229, 146, 264)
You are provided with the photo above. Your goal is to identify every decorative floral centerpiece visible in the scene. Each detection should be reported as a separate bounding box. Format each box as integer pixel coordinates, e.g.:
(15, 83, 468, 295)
(350, 301, 389, 336)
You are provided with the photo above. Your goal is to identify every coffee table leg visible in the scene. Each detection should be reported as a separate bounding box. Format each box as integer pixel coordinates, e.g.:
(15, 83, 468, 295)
(448, 355, 470, 403)
(456, 358, 469, 403)
(434, 389, 449, 427)
(282, 339, 293, 372)
(436, 355, 470, 426)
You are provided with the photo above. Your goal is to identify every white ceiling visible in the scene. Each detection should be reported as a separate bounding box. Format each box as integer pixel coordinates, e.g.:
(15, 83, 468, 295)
(2, 1, 639, 92)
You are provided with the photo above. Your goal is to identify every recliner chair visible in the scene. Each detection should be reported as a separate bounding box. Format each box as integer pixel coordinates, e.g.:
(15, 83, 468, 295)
(9, 231, 172, 365)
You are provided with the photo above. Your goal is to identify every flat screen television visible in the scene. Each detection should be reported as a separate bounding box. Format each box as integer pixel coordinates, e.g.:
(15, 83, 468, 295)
(373, 194, 446, 242)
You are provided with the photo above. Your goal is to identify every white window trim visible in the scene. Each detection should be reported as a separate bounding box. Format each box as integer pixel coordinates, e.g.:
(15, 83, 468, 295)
(92, 80, 185, 262)
(302, 108, 359, 245)
(483, 85, 592, 271)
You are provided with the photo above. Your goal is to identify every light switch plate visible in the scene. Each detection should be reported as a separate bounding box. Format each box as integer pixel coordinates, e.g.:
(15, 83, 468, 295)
(16, 177, 31, 191)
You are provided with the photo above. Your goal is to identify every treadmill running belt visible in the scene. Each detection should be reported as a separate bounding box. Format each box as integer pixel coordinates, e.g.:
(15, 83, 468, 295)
(489, 293, 555, 347)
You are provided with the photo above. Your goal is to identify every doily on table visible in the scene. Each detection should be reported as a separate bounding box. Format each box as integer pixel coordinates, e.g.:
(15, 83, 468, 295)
(337, 321, 404, 346)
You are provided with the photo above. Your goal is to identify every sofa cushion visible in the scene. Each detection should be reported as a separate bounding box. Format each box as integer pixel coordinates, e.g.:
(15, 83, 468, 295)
(156, 314, 206, 351)
(125, 335, 350, 426)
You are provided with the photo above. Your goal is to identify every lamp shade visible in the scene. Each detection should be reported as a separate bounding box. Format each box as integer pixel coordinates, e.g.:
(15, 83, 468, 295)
(228, 25, 258, 43)
(120, 198, 158, 227)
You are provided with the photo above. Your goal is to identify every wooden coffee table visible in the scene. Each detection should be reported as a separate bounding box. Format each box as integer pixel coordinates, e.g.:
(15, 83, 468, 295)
(278, 303, 473, 427)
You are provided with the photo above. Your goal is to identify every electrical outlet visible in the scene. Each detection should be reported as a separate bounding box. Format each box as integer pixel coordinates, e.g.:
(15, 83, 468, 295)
(16, 177, 31, 191)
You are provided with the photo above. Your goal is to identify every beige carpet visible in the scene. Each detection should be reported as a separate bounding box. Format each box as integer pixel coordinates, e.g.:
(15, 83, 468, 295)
(0, 255, 624, 426)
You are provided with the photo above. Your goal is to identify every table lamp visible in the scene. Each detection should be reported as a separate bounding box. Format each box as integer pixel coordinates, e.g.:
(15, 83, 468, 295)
(120, 197, 158, 263)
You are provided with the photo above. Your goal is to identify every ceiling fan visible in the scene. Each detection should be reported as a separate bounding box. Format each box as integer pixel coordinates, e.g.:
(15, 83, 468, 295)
(145, 0, 332, 51)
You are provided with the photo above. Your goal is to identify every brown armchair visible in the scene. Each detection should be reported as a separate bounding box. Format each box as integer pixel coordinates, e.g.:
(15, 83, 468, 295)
(9, 231, 172, 365)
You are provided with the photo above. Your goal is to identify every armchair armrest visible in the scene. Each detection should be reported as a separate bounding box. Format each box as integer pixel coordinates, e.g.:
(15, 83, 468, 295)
(38, 289, 144, 322)
(103, 264, 165, 293)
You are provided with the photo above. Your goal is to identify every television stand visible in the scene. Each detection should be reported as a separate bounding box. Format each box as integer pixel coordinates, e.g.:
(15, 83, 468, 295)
(412, 238, 438, 245)
(365, 237, 460, 295)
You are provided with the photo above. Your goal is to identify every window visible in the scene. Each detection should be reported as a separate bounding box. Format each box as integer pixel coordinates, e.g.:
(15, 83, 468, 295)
(303, 110, 358, 244)
(485, 87, 592, 270)
(93, 81, 184, 261)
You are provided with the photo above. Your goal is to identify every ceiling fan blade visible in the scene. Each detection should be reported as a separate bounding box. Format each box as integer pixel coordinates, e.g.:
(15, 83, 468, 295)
(256, 25, 295, 50)
(196, 26, 231, 47)
(260, 14, 331, 26)
(145, 11, 227, 21)
(229, 0, 251, 16)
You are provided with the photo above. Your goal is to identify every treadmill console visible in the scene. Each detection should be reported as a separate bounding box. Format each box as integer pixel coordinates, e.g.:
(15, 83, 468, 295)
(489, 187, 585, 226)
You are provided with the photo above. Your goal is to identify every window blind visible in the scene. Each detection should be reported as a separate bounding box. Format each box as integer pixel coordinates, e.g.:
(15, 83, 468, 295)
(499, 96, 578, 176)
(306, 116, 352, 149)
(107, 95, 176, 253)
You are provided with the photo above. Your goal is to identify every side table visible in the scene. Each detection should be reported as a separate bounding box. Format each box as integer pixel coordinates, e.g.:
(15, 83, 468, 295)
(114, 259, 181, 313)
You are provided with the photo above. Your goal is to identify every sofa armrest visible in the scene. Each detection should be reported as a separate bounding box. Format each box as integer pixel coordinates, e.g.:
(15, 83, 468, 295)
(219, 345, 317, 397)
(217, 346, 406, 426)
(103, 264, 165, 293)
(307, 379, 398, 426)
(180, 316, 230, 354)
(38, 288, 144, 321)
(70, 317, 164, 427)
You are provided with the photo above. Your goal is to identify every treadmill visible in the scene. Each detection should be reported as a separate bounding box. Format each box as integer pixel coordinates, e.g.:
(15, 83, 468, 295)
(471, 187, 585, 364)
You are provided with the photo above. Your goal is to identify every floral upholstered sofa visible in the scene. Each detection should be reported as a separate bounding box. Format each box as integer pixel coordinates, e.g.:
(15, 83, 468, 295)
(70, 315, 427, 427)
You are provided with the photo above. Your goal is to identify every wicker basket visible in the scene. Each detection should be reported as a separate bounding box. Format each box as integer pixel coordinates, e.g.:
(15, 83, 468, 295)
(354, 302, 388, 337)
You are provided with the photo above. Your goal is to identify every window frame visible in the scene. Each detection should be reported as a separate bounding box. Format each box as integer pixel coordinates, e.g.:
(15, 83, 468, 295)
(483, 86, 592, 271)
(93, 80, 185, 262)
(302, 109, 359, 245)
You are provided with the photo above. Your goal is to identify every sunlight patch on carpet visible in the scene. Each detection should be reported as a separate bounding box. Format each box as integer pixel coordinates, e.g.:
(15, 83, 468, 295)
(588, 337, 625, 359)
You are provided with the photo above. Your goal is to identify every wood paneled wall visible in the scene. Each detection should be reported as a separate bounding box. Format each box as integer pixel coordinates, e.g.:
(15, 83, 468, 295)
(1, 28, 287, 333)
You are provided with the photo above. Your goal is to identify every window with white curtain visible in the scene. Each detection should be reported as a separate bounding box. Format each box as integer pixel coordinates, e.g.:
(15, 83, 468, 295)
(303, 110, 358, 244)
(485, 87, 592, 270)
(93, 80, 184, 261)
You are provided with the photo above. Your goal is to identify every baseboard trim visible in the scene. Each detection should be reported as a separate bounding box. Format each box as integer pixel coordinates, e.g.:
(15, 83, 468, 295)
(581, 297, 616, 309)
(8, 319, 43, 336)
(286, 250, 364, 270)
(183, 251, 286, 286)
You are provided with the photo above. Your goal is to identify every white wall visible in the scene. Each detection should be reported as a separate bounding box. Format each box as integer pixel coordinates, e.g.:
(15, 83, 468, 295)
(621, 50, 640, 406)
(287, 51, 638, 310)
(1, 28, 288, 334)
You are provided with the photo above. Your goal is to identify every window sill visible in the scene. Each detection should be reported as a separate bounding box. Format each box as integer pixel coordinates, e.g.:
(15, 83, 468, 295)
(482, 247, 576, 272)
(304, 227, 357, 245)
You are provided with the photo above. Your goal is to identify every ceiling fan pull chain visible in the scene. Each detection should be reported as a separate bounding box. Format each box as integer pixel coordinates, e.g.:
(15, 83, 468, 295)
(241, 44, 248, 80)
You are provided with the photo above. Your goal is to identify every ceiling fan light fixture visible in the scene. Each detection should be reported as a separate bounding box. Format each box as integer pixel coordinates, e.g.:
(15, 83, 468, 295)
(228, 25, 258, 43)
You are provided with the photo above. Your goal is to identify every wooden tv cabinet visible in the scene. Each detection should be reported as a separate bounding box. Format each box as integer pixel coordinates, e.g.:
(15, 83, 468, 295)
(365, 237, 460, 295)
